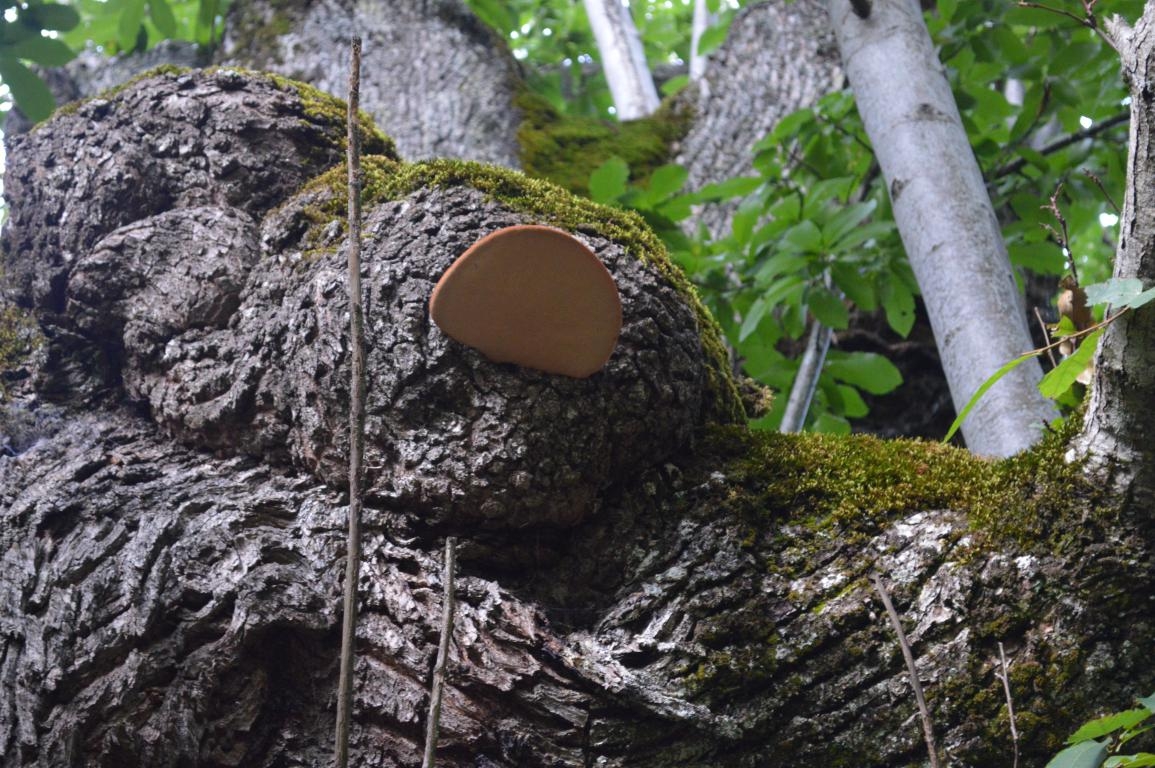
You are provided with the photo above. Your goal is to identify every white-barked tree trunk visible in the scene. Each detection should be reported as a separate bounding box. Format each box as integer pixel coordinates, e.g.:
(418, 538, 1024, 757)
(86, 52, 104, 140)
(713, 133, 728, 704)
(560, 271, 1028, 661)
(583, 0, 661, 119)
(826, 0, 1058, 457)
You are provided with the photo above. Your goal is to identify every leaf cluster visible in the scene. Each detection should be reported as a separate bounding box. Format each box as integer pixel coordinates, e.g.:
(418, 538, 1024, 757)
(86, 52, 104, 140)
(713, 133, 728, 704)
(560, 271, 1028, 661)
(1047, 694, 1155, 768)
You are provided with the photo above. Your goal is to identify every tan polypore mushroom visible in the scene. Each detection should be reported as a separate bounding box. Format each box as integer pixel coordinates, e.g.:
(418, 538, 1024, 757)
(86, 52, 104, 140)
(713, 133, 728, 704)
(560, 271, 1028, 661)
(429, 225, 622, 378)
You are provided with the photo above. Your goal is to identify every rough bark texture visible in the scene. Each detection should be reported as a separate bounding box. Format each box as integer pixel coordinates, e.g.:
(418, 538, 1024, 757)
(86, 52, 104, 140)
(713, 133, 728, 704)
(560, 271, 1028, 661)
(826, 0, 1057, 457)
(221, 0, 524, 168)
(1074, 6, 1155, 511)
(674, 0, 843, 237)
(3, 69, 1155, 768)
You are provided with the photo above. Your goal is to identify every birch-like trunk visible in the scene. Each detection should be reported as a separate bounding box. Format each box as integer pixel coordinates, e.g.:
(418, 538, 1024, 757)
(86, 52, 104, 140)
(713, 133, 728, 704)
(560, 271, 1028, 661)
(825, 0, 1057, 457)
(688, 0, 712, 81)
(1074, 6, 1155, 508)
(582, 0, 660, 119)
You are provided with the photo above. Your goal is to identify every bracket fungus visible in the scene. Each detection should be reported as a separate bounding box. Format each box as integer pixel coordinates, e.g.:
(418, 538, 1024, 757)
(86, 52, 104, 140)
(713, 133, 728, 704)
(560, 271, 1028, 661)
(429, 225, 623, 378)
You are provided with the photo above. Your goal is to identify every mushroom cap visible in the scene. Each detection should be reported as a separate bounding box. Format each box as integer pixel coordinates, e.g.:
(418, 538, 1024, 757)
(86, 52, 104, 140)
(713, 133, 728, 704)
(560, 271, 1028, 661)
(429, 224, 622, 378)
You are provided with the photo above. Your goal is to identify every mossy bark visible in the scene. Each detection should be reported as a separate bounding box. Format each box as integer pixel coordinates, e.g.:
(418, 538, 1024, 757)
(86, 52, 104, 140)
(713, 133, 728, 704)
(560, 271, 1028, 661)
(2, 69, 1153, 768)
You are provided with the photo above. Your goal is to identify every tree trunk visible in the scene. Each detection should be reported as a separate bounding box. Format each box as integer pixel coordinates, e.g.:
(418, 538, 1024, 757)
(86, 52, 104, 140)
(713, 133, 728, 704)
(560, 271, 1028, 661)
(825, 0, 1057, 457)
(1074, 5, 1155, 510)
(221, 0, 524, 167)
(674, 0, 842, 238)
(582, 0, 660, 119)
(3, 67, 1155, 768)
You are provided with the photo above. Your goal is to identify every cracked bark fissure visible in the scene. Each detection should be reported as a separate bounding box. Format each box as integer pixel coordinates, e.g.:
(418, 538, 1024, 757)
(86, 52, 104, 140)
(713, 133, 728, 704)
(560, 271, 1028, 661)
(2, 68, 1155, 768)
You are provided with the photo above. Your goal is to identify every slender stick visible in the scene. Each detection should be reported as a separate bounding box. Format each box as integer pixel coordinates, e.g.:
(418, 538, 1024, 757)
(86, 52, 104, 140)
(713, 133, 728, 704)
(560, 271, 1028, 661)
(1033, 306, 1059, 368)
(422, 537, 458, 768)
(334, 35, 365, 768)
(997, 642, 1020, 768)
(870, 573, 941, 768)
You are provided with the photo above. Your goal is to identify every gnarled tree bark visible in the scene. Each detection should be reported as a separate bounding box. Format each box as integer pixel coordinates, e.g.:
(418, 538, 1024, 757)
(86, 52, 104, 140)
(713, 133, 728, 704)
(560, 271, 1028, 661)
(2, 69, 1154, 768)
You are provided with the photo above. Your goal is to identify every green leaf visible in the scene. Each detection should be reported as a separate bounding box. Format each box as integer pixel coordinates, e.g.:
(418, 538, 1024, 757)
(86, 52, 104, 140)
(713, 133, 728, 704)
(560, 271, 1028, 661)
(766, 108, 814, 144)
(1045, 741, 1108, 768)
(1137, 694, 1155, 713)
(830, 263, 877, 311)
(118, 0, 146, 50)
(149, 0, 179, 38)
(881, 278, 916, 338)
(781, 220, 823, 254)
(1106, 755, 1155, 768)
(1038, 329, 1102, 399)
(831, 220, 894, 251)
(25, 3, 81, 31)
(589, 156, 629, 204)
(0, 55, 55, 122)
(942, 353, 1036, 444)
(824, 200, 878, 249)
(6, 35, 75, 67)
(739, 296, 769, 342)
(1084, 278, 1144, 308)
(697, 23, 728, 55)
(660, 73, 688, 97)
(808, 287, 849, 330)
(754, 253, 808, 287)
(837, 384, 869, 417)
(1069, 708, 1152, 744)
(467, 0, 517, 35)
(826, 352, 903, 395)
(811, 411, 851, 435)
(646, 163, 688, 202)
(696, 175, 761, 202)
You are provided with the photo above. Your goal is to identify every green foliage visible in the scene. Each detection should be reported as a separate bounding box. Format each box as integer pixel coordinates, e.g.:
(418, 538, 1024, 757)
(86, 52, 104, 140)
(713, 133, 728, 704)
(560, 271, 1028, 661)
(465, 0, 746, 117)
(0, 0, 226, 123)
(1046, 694, 1155, 768)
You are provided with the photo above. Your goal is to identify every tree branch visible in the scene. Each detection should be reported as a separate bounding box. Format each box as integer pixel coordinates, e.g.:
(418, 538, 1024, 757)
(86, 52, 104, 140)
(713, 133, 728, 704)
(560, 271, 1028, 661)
(994, 112, 1129, 180)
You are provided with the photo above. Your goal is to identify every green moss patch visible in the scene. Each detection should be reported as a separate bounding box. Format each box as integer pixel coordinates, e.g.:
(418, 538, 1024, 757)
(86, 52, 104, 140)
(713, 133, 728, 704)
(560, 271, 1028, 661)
(706, 412, 1109, 558)
(516, 90, 691, 195)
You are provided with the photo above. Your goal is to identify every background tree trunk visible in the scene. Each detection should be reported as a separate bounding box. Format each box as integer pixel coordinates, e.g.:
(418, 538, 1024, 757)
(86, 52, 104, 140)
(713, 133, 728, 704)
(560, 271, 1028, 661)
(674, 0, 842, 238)
(825, 0, 1057, 457)
(3, 67, 1155, 768)
(221, 0, 524, 167)
(581, 0, 660, 119)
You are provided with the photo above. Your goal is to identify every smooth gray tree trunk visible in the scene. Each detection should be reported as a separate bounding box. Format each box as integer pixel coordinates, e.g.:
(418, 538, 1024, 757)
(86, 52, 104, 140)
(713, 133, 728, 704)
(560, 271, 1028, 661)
(826, 0, 1057, 457)
(582, 0, 660, 119)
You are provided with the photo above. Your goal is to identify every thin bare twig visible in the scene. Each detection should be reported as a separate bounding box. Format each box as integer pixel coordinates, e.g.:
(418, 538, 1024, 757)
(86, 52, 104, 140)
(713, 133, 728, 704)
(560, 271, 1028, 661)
(1033, 306, 1059, 368)
(334, 35, 365, 768)
(870, 573, 941, 768)
(1016, 0, 1120, 51)
(996, 642, 1021, 768)
(422, 537, 458, 768)
(1082, 167, 1121, 215)
(1042, 182, 1080, 284)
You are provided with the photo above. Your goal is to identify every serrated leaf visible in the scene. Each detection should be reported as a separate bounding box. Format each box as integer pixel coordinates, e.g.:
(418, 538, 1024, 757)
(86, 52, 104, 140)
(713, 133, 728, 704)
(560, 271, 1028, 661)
(1069, 708, 1152, 744)
(826, 352, 902, 394)
(148, 0, 178, 38)
(588, 156, 629, 205)
(943, 353, 1035, 443)
(7, 35, 75, 66)
(1039, 329, 1101, 399)
(0, 55, 55, 121)
(1045, 740, 1108, 768)
(1084, 278, 1144, 308)
(808, 287, 849, 330)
